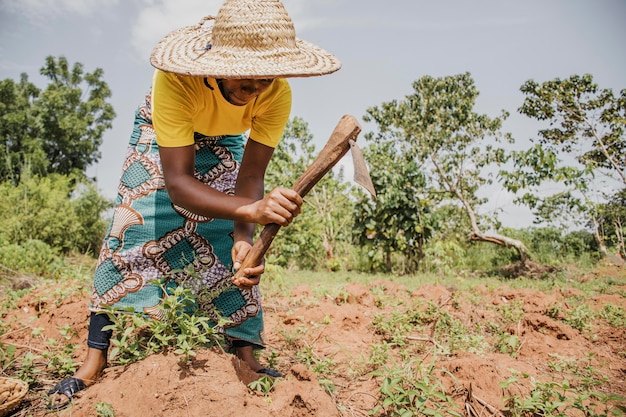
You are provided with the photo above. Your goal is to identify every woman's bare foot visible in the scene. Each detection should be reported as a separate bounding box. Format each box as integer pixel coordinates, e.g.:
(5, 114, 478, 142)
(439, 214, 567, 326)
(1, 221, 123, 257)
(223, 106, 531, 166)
(235, 345, 263, 372)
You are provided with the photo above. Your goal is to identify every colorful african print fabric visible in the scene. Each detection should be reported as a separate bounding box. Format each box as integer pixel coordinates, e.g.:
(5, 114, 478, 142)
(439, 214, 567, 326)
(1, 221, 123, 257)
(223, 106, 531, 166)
(89, 92, 265, 346)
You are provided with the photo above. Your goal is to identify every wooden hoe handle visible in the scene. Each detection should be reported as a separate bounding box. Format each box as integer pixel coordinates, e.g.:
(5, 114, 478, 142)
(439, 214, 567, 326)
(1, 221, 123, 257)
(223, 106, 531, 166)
(232, 115, 361, 283)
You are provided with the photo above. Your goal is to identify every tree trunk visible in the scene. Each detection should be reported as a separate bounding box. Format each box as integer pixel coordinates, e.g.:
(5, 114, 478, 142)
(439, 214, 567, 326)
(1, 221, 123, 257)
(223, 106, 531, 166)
(591, 216, 609, 256)
(469, 231, 531, 263)
(614, 219, 625, 261)
(429, 155, 532, 263)
(322, 237, 333, 260)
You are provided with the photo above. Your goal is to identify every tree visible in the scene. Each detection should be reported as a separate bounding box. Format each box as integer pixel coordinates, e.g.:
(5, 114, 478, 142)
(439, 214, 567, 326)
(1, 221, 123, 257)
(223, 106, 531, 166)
(363, 73, 530, 264)
(0, 75, 44, 182)
(597, 189, 626, 260)
(504, 74, 625, 255)
(353, 140, 432, 274)
(0, 56, 115, 183)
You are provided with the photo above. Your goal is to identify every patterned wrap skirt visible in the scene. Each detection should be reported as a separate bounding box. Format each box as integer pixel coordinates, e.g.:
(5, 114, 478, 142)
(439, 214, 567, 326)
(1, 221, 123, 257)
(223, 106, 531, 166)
(89, 92, 265, 347)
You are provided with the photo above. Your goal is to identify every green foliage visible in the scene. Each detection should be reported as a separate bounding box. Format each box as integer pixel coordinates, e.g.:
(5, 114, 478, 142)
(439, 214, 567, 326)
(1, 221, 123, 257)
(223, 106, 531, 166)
(600, 303, 626, 328)
(353, 140, 432, 274)
(0, 239, 65, 278)
(296, 346, 335, 377)
(563, 303, 596, 332)
(372, 299, 487, 356)
(0, 173, 111, 254)
(361, 72, 530, 270)
(248, 375, 276, 397)
(41, 324, 80, 376)
(495, 333, 521, 357)
(369, 360, 463, 417)
(105, 283, 224, 365)
(0, 74, 43, 182)
(597, 188, 626, 259)
(501, 373, 624, 417)
(505, 74, 625, 249)
(95, 402, 116, 417)
(0, 56, 115, 183)
(0, 323, 81, 384)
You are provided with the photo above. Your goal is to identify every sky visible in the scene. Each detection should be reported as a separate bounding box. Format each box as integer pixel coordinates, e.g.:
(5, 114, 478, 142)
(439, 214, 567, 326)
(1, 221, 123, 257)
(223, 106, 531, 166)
(1, 0, 625, 229)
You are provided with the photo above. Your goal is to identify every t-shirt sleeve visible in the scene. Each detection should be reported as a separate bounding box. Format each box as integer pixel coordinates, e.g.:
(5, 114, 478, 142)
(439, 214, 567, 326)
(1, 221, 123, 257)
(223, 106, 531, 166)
(249, 80, 292, 148)
(151, 70, 197, 147)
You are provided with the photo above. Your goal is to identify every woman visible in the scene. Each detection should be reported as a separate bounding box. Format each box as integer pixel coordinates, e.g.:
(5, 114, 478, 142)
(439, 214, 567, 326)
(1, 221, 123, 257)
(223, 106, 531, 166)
(47, 0, 340, 409)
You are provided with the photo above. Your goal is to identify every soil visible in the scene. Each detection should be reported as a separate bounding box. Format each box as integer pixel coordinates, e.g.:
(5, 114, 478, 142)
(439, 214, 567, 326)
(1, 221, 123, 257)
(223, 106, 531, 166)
(1, 260, 625, 417)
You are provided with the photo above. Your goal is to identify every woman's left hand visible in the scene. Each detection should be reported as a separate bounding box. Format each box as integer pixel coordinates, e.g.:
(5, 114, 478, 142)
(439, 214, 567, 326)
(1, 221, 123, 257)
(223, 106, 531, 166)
(231, 240, 264, 289)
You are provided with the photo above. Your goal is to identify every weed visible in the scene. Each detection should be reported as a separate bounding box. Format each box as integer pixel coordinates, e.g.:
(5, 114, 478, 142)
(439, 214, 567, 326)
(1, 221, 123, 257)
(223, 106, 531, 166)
(495, 332, 521, 357)
(599, 303, 626, 328)
(14, 351, 42, 385)
(546, 303, 562, 319)
(0, 343, 17, 373)
(42, 326, 79, 376)
(248, 375, 275, 397)
(547, 353, 609, 392)
(265, 349, 280, 370)
(369, 359, 463, 417)
(278, 325, 307, 348)
(564, 303, 595, 332)
(296, 346, 335, 377)
(368, 342, 391, 369)
(95, 402, 116, 417)
(105, 282, 225, 365)
(498, 299, 525, 326)
(501, 373, 625, 417)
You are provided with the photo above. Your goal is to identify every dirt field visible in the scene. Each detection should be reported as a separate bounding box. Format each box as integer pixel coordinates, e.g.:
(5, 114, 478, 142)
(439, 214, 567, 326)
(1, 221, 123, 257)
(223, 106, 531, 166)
(2, 261, 625, 416)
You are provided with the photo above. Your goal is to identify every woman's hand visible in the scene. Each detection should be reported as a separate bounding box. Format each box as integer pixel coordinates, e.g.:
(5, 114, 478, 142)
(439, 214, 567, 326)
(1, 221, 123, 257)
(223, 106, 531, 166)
(249, 187, 303, 226)
(231, 240, 264, 289)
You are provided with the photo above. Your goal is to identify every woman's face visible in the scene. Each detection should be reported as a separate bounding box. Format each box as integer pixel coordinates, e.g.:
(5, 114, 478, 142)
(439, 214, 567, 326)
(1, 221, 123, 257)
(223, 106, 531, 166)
(218, 79, 274, 106)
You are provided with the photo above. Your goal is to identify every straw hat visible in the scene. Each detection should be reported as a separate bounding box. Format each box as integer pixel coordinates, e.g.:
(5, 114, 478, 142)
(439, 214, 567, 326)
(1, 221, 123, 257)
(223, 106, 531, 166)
(150, 0, 341, 78)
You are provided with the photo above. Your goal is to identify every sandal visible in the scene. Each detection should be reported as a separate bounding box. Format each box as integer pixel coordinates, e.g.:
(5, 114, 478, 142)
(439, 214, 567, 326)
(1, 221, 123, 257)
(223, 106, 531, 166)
(257, 367, 283, 378)
(47, 377, 87, 410)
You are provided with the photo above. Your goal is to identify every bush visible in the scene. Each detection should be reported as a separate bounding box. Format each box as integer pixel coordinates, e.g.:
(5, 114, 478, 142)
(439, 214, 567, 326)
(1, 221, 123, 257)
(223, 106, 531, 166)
(0, 239, 66, 278)
(0, 173, 111, 255)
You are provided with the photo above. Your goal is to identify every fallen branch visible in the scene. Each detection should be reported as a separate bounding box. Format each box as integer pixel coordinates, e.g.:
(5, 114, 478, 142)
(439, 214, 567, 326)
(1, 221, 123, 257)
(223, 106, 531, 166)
(405, 335, 446, 353)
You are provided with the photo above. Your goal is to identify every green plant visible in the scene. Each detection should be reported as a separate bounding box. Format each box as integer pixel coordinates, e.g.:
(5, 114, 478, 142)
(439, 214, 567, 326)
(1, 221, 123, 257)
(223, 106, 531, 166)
(564, 303, 595, 332)
(600, 303, 626, 328)
(498, 299, 525, 326)
(495, 332, 521, 357)
(501, 373, 625, 417)
(105, 282, 225, 365)
(369, 360, 463, 417)
(13, 351, 42, 385)
(0, 342, 17, 373)
(42, 325, 80, 376)
(95, 401, 115, 417)
(248, 375, 276, 397)
(296, 346, 335, 377)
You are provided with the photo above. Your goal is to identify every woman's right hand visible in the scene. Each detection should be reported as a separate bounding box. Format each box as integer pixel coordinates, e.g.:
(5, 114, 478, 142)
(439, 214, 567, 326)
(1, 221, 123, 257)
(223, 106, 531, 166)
(250, 187, 303, 226)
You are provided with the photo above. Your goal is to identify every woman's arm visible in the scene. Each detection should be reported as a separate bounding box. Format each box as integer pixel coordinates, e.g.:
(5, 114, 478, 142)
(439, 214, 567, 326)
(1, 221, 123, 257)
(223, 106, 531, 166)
(159, 142, 301, 226)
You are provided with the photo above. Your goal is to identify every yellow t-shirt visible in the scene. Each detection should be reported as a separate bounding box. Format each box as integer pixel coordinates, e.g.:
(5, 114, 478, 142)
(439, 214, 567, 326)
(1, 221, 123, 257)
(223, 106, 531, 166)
(151, 70, 292, 148)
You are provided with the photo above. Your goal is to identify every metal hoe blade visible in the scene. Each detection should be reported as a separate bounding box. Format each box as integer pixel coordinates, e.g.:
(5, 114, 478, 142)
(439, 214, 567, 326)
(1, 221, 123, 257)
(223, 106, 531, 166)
(349, 140, 376, 199)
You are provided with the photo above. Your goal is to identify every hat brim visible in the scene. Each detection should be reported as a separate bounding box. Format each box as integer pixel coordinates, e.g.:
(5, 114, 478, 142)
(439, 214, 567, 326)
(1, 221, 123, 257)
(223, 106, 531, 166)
(150, 25, 341, 78)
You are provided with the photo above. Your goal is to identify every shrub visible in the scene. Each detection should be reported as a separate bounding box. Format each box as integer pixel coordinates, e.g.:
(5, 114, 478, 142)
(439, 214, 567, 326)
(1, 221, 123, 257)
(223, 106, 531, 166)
(0, 174, 111, 255)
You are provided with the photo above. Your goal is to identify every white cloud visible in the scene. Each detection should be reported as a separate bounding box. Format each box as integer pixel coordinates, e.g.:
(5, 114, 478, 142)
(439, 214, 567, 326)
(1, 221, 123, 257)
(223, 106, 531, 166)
(1, 0, 120, 20)
(128, 0, 346, 61)
(130, 0, 213, 61)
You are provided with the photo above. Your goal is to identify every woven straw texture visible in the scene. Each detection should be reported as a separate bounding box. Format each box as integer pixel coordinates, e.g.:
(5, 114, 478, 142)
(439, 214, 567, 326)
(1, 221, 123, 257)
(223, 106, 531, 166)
(0, 378, 28, 417)
(150, 0, 340, 78)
